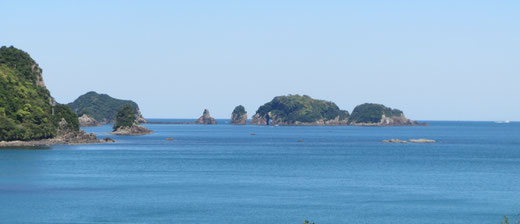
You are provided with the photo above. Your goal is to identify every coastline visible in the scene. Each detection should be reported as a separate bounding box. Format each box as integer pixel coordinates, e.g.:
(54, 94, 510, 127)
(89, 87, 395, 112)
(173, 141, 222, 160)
(0, 130, 114, 148)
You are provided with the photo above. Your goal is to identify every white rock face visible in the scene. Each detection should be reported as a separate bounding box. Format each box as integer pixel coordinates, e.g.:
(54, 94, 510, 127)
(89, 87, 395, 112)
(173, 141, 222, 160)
(78, 114, 101, 127)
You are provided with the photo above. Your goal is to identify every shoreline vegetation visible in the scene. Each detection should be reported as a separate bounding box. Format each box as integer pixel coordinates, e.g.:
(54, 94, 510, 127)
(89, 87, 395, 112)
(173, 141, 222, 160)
(0, 45, 428, 147)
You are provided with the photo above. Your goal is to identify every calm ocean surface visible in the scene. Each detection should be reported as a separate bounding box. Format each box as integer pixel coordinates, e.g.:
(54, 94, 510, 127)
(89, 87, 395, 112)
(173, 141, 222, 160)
(0, 120, 519, 223)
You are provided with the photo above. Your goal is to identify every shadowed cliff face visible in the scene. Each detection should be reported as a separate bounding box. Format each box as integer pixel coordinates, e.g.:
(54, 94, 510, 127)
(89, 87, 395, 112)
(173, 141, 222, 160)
(195, 109, 217, 124)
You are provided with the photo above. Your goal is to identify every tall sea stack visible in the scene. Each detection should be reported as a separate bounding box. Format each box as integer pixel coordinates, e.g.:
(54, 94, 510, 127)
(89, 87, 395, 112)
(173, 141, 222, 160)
(230, 105, 247, 125)
(195, 109, 217, 124)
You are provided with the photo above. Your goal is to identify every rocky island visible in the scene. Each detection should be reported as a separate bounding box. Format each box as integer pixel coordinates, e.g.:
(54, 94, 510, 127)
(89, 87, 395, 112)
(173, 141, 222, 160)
(111, 105, 153, 135)
(0, 46, 111, 146)
(230, 105, 247, 125)
(195, 109, 217, 124)
(251, 95, 349, 125)
(348, 103, 425, 126)
(68, 91, 147, 126)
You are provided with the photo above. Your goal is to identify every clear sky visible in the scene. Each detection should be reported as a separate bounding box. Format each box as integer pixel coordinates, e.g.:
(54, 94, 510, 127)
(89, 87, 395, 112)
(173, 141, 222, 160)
(2, 0, 519, 120)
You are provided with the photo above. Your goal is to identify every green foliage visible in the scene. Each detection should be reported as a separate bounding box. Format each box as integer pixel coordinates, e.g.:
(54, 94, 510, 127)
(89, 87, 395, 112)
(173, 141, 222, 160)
(501, 215, 520, 224)
(54, 104, 80, 131)
(255, 95, 349, 124)
(502, 216, 510, 224)
(0, 46, 69, 141)
(303, 220, 316, 224)
(231, 105, 247, 119)
(349, 103, 403, 124)
(113, 104, 136, 131)
(0, 46, 40, 83)
(67, 91, 140, 123)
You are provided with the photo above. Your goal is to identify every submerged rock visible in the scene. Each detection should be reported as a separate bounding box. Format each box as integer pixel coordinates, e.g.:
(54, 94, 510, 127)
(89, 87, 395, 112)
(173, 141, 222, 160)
(382, 138, 435, 143)
(195, 109, 217, 124)
(408, 139, 436, 143)
(230, 105, 247, 125)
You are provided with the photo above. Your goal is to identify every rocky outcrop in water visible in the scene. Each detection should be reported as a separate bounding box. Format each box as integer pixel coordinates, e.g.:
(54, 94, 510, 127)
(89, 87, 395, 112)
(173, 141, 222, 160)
(195, 109, 217, 124)
(348, 103, 425, 126)
(382, 139, 435, 143)
(111, 125, 153, 136)
(230, 105, 247, 125)
(78, 114, 101, 127)
(251, 95, 349, 126)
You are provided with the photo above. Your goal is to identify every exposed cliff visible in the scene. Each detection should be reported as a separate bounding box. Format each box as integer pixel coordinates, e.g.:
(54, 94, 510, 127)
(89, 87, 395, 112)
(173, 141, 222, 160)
(67, 91, 146, 124)
(348, 103, 424, 126)
(195, 109, 217, 124)
(78, 114, 101, 127)
(251, 95, 349, 125)
(230, 105, 247, 125)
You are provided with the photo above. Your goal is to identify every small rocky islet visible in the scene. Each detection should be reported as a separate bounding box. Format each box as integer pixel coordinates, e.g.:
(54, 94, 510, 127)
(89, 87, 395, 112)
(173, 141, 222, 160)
(110, 105, 153, 136)
(195, 109, 217, 124)
(230, 105, 247, 125)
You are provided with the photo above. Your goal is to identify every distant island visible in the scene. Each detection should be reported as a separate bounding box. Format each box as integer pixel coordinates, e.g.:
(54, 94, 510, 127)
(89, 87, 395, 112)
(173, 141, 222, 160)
(0, 46, 425, 148)
(249, 95, 423, 126)
(251, 95, 349, 125)
(67, 91, 146, 126)
(348, 103, 424, 126)
(0, 46, 111, 145)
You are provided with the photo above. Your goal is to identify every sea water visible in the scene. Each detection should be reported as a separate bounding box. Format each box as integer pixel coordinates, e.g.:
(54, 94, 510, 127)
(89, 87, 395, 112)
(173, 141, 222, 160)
(0, 120, 519, 223)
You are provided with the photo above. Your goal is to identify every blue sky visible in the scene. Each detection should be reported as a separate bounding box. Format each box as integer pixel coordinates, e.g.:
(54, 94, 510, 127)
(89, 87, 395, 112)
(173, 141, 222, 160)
(2, 1, 519, 120)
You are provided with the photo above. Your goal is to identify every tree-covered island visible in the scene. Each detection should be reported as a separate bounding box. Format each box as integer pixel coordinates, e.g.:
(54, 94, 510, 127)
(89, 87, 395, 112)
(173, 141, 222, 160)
(250, 95, 349, 125)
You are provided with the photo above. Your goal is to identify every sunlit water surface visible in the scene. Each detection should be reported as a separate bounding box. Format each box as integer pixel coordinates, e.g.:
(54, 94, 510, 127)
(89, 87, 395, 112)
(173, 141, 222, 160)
(1, 120, 519, 223)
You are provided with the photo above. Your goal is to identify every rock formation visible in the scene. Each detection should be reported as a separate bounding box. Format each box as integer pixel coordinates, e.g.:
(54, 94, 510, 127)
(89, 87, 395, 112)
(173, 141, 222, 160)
(111, 125, 153, 136)
(348, 103, 425, 126)
(382, 139, 436, 143)
(250, 113, 268, 125)
(251, 95, 349, 126)
(78, 114, 101, 127)
(195, 109, 217, 124)
(230, 105, 247, 125)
